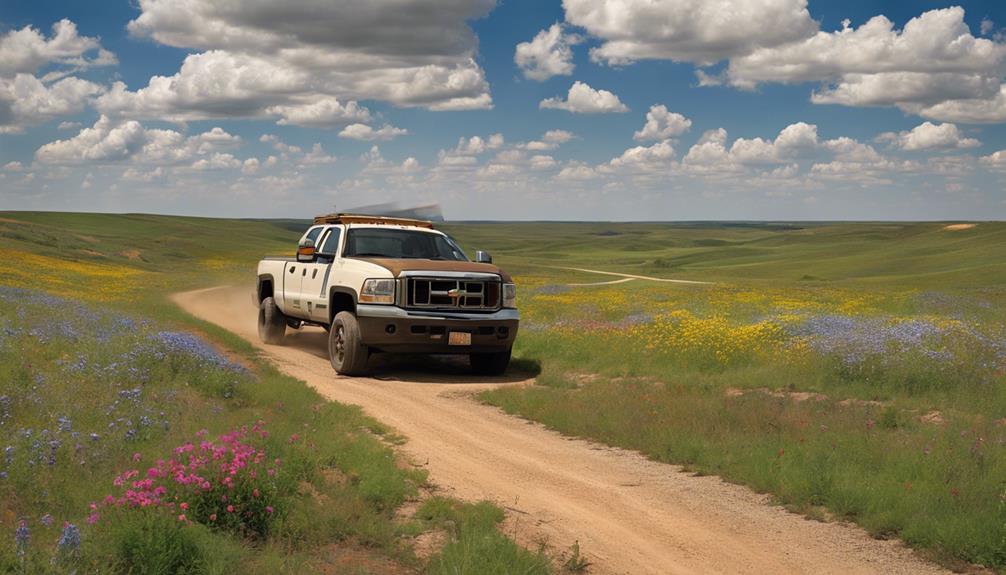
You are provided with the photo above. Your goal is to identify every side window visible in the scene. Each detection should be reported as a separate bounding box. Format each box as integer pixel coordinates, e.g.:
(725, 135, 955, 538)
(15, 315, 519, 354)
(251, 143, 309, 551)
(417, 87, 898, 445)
(320, 228, 342, 256)
(304, 226, 323, 245)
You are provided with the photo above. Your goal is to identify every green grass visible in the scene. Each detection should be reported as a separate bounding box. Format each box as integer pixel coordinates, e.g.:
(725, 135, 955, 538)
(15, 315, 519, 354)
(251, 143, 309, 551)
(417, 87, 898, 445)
(5, 211, 1006, 570)
(441, 220, 1006, 570)
(0, 212, 554, 574)
(417, 498, 551, 575)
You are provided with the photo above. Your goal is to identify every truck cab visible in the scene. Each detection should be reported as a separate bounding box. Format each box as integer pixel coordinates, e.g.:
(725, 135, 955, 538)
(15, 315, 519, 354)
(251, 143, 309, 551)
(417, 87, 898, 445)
(255, 214, 519, 376)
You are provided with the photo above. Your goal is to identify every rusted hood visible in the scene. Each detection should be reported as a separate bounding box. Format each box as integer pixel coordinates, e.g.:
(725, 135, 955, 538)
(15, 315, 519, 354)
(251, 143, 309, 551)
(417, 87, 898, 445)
(356, 258, 512, 282)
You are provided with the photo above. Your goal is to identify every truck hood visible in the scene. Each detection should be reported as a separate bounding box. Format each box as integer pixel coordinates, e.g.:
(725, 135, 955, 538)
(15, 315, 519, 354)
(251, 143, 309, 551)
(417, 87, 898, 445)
(355, 258, 513, 283)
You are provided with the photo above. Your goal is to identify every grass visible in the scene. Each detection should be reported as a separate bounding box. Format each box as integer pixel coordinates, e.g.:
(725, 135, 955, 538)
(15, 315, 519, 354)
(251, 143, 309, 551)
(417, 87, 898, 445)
(440, 221, 1006, 570)
(0, 212, 554, 574)
(5, 211, 1006, 570)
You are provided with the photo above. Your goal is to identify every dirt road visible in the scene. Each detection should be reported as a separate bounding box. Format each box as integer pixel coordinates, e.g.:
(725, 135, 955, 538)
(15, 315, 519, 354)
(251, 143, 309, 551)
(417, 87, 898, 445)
(174, 286, 948, 575)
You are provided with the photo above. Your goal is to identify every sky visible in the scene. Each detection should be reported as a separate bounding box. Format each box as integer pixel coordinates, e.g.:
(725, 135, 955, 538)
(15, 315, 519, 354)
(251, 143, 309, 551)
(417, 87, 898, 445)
(1, 0, 1005, 221)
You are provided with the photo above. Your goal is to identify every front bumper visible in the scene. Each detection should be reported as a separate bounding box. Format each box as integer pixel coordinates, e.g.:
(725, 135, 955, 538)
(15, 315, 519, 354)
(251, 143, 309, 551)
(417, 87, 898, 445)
(356, 304, 519, 353)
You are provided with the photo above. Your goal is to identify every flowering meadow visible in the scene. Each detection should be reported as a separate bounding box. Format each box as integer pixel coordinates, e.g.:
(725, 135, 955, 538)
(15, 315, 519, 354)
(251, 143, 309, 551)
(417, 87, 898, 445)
(0, 285, 449, 573)
(456, 221, 1006, 570)
(0, 212, 555, 574)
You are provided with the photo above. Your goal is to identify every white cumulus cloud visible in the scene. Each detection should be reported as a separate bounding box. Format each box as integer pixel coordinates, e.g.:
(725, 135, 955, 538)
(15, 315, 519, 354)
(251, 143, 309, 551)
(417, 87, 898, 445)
(564, 0, 816, 65)
(633, 105, 691, 141)
(515, 23, 582, 81)
(540, 81, 628, 113)
(339, 123, 409, 141)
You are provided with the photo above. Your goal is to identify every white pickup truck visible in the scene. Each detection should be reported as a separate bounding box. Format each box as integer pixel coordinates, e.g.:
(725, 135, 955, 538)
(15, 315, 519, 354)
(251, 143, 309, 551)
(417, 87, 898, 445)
(255, 214, 519, 376)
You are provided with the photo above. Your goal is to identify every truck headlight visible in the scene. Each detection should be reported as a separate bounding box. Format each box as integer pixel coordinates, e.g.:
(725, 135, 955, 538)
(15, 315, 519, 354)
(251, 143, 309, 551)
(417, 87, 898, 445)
(360, 279, 395, 304)
(502, 283, 516, 309)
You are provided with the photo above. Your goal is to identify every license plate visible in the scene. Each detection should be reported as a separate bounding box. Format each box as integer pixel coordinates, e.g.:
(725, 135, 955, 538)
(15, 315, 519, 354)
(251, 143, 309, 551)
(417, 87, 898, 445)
(448, 331, 472, 346)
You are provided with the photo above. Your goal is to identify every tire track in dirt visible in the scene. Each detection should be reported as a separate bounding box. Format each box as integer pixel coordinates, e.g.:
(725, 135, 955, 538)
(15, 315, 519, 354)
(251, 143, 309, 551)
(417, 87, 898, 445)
(173, 285, 949, 575)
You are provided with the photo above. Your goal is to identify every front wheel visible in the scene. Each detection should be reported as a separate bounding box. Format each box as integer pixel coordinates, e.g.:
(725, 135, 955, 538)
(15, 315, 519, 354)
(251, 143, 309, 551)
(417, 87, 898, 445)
(258, 297, 286, 344)
(470, 347, 512, 376)
(329, 311, 369, 375)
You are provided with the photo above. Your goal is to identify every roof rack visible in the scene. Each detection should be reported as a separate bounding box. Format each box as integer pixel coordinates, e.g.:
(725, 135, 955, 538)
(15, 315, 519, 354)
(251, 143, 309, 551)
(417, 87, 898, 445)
(313, 213, 435, 229)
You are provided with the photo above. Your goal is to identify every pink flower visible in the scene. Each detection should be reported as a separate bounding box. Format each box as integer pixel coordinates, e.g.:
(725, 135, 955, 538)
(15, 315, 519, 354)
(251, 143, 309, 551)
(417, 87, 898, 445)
(226, 505, 235, 513)
(209, 513, 217, 521)
(87, 512, 100, 525)
(178, 514, 186, 522)
(180, 502, 188, 510)
(266, 506, 273, 514)
(252, 489, 260, 498)
(132, 452, 142, 462)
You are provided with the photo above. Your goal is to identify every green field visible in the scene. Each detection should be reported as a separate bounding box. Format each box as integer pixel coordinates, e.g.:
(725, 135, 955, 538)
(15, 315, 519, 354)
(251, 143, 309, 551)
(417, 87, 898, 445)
(2, 212, 1005, 571)
(0, 212, 550, 574)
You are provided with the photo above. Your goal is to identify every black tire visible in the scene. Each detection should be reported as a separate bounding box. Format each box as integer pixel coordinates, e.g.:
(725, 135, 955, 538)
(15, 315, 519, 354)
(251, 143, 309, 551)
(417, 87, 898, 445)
(470, 347, 512, 376)
(329, 311, 369, 375)
(258, 297, 286, 344)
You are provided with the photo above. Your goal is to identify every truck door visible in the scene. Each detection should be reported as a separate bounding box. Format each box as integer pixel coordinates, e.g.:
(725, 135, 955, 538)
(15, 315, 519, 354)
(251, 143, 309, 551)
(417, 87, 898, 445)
(302, 227, 342, 323)
(281, 226, 325, 316)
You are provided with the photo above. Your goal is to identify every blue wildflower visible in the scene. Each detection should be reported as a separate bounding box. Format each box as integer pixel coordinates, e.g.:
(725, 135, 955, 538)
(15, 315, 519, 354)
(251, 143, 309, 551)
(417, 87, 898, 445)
(14, 519, 29, 557)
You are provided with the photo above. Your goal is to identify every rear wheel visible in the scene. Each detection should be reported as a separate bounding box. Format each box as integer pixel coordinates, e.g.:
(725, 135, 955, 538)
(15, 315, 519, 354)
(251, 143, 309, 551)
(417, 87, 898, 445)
(258, 297, 286, 344)
(470, 347, 512, 376)
(329, 311, 369, 375)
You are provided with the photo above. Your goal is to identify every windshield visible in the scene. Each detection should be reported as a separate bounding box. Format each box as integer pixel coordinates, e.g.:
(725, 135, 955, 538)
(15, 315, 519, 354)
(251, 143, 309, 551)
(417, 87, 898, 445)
(343, 228, 468, 261)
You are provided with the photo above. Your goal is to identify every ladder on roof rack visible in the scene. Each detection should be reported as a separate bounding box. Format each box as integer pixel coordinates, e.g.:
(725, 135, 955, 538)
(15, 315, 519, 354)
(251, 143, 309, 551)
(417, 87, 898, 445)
(313, 213, 435, 228)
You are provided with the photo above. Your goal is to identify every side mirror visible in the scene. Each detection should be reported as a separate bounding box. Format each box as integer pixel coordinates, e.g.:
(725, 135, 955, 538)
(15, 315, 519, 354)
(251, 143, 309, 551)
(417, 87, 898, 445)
(474, 250, 492, 264)
(296, 239, 316, 262)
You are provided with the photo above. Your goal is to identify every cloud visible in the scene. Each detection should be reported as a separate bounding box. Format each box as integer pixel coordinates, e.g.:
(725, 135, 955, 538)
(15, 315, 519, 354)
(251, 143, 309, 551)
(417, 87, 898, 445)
(876, 122, 981, 151)
(299, 143, 338, 165)
(97, 0, 494, 123)
(915, 84, 1006, 123)
(981, 150, 1006, 172)
(35, 115, 245, 166)
(540, 81, 628, 113)
(269, 97, 372, 128)
(607, 139, 675, 173)
(633, 105, 691, 141)
(339, 123, 409, 141)
(0, 74, 104, 134)
(0, 19, 117, 133)
(563, 0, 816, 65)
(723, 7, 1006, 118)
(0, 19, 116, 76)
(524, 129, 576, 151)
(515, 23, 582, 81)
(3, 161, 24, 171)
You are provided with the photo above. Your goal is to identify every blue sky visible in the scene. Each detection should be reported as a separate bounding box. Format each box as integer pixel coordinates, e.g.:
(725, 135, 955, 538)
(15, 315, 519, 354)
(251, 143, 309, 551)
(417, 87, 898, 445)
(1, 0, 1005, 220)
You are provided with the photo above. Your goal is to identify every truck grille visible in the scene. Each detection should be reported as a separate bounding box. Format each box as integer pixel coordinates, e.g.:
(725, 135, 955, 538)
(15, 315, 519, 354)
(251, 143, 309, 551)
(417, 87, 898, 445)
(406, 278, 501, 311)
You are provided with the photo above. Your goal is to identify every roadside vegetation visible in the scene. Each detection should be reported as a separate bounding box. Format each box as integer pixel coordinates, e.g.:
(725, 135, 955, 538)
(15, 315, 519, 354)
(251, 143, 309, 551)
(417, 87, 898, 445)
(0, 213, 551, 574)
(448, 221, 1006, 570)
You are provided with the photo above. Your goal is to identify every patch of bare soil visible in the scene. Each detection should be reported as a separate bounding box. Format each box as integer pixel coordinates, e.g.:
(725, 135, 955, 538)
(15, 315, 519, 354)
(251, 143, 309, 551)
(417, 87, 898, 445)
(919, 411, 946, 426)
(174, 285, 953, 575)
(119, 248, 144, 261)
(726, 387, 828, 402)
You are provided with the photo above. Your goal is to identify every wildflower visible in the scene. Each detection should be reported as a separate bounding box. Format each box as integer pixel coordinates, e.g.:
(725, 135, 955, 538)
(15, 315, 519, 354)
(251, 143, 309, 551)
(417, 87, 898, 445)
(87, 512, 100, 525)
(14, 519, 29, 557)
(132, 452, 142, 462)
(57, 523, 80, 555)
(265, 506, 273, 514)
(177, 514, 186, 522)
(209, 513, 217, 521)
(226, 505, 235, 513)
(180, 502, 188, 510)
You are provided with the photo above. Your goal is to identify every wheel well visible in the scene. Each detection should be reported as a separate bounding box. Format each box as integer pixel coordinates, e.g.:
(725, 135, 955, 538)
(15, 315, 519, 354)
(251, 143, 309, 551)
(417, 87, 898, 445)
(257, 276, 274, 302)
(329, 290, 356, 323)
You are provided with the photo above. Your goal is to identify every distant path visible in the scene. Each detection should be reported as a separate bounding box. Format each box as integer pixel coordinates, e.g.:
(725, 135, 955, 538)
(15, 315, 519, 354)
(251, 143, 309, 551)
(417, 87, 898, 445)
(174, 285, 948, 575)
(555, 266, 714, 285)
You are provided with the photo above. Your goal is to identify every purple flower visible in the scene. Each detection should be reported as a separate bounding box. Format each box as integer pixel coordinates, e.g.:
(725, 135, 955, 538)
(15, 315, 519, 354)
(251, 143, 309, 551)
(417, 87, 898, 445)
(14, 519, 29, 557)
(57, 522, 81, 555)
